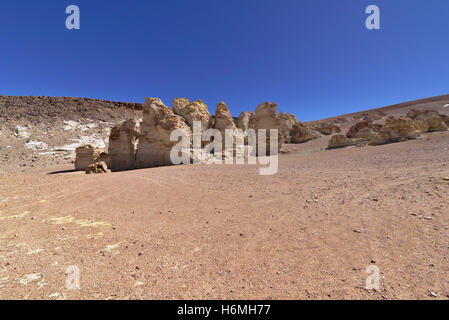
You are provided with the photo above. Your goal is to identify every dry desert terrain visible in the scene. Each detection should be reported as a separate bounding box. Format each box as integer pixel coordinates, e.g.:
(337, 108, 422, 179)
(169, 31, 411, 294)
(0, 95, 448, 300)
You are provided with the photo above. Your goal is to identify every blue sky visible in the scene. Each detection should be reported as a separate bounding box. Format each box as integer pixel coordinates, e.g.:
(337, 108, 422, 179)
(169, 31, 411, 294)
(1, 0, 448, 121)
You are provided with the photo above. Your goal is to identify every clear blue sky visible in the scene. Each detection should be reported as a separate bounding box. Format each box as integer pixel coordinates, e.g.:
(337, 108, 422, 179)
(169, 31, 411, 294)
(1, 0, 448, 121)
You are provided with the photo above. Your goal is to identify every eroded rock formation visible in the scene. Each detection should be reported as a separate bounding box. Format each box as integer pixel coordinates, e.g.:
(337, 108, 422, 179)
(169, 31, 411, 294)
(214, 102, 238, 133)
(327, 135, 367, 150)
(305, 121, 341, 135)
(368, 116, 421, 146)
(212, 102, 245, 158)
(85, 161, 110, 174)
(346, 121, 382, 140)
(75, 145, 106, 171)
(255, 102, 283, 153)
(278, 112, 298, 143)
(236, 111, 255, 132)
(289, 123, 320, 144)
(135, 98, 192, 169)
(407, 109, 448, 132)
(172, 98, 212, 133)
(108, 119, 140, 172)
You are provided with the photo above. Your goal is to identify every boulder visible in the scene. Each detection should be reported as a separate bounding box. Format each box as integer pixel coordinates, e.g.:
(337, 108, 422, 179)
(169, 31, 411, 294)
(407, 109, 448, 132)
(346, 121, 382, 140)
(368, 116, 421, 146)
(75, 145, 104, 171)
(108, 119, 140, 172)
(289, 123, 320, 144)
(278, 112, 298, 143)
(254, 102, 283, 153)
(85, 161, 110, 174)
(135, 98, 192, 168)
(305, 121, 341, 135)
(172, 98, 212, 133)
(327, 134, 367, 150)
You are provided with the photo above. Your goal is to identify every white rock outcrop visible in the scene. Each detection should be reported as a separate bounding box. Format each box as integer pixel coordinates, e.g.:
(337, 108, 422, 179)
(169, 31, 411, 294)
(108, 119, 140, 172)
(135, 98, 192, 168)
(75, 145, 105, 171)
(254, 102, 283, 153)
(172, 98, 212, 133)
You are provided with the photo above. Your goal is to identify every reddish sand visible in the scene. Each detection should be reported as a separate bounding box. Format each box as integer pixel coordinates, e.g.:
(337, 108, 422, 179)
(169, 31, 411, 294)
(1, 131, 448, 300)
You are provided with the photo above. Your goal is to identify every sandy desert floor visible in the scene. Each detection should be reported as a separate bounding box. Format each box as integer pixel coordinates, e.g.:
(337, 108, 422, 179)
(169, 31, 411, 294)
(0, 131, 448, 300)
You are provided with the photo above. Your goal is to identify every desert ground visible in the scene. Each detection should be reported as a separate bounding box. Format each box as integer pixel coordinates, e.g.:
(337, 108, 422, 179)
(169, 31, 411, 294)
(0, 95, 448, 300)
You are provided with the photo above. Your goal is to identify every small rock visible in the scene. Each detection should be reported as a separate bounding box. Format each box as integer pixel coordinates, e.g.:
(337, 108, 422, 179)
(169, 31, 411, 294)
(371, 259, 376, 264)
(429, 291, 437, 297)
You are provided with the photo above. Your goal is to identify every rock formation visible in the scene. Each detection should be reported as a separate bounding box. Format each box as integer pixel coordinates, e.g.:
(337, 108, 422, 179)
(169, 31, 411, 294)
(305, 121, 341, 135)
(75, 145, 106, 171)
(135, 98, 192, 169)
(278, 112, 298, 143)
(108, 119, 140, 172)
(214, 102, 238, 132)
(96, 152, 109, 164)
(254, 102, 283, 153)
(327, 135, 367, 150)
(85, 161, 110, 174)
(172, 98, 212, 133)
(236, 111, 256, 132)
(346, 121, 382, 140)
(406, 109, 448, 132)
(213, 102, 244, 158)
(368, 116, 421, 146)
(289, 123, 320, 144)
